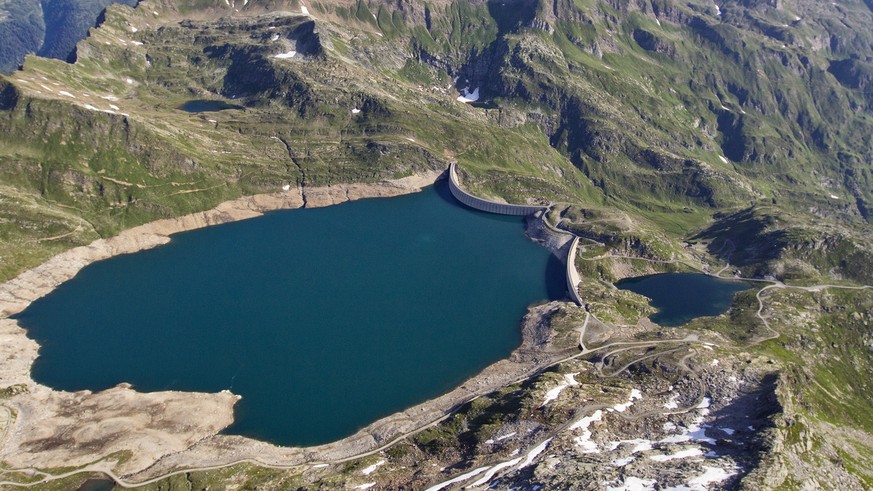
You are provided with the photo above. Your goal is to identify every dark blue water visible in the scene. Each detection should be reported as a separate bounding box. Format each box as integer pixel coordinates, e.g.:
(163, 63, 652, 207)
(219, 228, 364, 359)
(15, 182, 562, 446)
(178, 99, 244, 112)
(615, 273, 750, 327)
(75, 479, 116, 491)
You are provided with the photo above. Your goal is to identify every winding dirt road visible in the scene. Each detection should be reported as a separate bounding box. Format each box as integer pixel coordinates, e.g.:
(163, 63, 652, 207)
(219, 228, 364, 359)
(1, 249, 871, 488)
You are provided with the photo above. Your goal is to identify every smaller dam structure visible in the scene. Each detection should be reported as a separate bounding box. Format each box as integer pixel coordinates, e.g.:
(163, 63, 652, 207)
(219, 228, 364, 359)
(447, 163, 583, 306)
(565, 236, 584, 307)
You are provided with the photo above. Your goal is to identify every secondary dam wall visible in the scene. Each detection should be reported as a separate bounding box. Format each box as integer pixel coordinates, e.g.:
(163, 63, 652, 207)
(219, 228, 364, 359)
(447, 163, 583, 306)
(447, 163, 548, 216)
(566, 236, 584, 306)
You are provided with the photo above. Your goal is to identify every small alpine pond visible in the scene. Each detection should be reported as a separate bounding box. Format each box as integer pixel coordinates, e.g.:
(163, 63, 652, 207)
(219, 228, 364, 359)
(615, 273, 751, 327)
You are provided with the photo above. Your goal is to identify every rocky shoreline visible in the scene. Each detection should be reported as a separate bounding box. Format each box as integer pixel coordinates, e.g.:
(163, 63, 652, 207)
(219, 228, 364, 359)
(0, 170, 580, 482)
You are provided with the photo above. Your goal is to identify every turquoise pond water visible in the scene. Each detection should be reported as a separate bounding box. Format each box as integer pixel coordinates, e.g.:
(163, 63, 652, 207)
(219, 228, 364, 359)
(615, 273, 751, 327)
(14, 182, 563, 446)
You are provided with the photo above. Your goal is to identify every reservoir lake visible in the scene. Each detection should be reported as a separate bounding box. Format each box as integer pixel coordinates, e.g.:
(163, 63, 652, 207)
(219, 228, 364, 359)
(14, 181, 563, 446)
(615, 273, 751, 327)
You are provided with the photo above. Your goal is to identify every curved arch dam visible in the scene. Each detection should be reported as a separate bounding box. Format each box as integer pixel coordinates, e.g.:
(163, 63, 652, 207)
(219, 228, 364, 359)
(446, 163, 583, 306)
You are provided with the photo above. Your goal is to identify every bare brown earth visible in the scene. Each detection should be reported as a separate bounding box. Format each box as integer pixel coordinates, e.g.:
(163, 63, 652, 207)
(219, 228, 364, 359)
(0, 170, 578, 482)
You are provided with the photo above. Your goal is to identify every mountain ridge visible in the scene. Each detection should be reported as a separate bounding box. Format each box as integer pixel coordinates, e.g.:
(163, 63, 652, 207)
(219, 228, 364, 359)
(1, 0, 873, 488)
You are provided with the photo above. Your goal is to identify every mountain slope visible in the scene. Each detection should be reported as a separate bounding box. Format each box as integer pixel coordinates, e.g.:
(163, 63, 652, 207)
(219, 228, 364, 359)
(0, 0, 137, 74)
(1, 0, 873, 487)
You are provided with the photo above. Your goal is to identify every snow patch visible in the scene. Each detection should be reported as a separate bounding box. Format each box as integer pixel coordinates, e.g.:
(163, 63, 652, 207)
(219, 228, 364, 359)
(282, 184, 291, 191)
(130, 26, 138, 32)
(59, 91, 74, 98)
(361, 460, 385, 475)
(607, 476, 657, 491)
(354, 484, 376, 490)
(468, 457, 523, 488)
(274, 51, 297, 59)
(605, 438, 653, 454)
(570, 410, 603, 453)
(572, 390, 643, 453)
(660, 398, 716, 445)
(686, 466, 739, 489)
(423, 467, 489, 491)
(611, 389, 642, 412)
(611, 456, 635, 467)
(830, 194, 839, 199)
(541, 373, 579, 406)
(570, 409, 603, 431)
(650, 447, 703, 462)
(456, 86, 480, 103)
(721, 427, 735, 436)
(520, 438, 552, 467)
(630, 440, 653, 453)
(661, 424, 715, 445)
(301, 4, 310, 15)
(664, 393, 679, 410)
(718, 155, 728, 164)
(271, 33, 280, 42)
(351, 108, 361, 114)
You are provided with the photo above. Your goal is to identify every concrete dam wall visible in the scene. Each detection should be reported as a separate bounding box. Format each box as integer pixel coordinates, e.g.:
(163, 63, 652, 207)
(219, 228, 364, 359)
(565, 236, 584, 307)
(447, 163, 548, 216)
(447, 163, 583, 306)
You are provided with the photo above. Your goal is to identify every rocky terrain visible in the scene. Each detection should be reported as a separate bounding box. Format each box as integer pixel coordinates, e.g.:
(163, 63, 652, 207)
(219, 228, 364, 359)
(0, 0, 872, 488)
(0, 0, 138, 74)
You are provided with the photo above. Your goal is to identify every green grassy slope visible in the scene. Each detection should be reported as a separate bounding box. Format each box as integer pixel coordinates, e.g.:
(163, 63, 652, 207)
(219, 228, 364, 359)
(1, 1, 873, 484)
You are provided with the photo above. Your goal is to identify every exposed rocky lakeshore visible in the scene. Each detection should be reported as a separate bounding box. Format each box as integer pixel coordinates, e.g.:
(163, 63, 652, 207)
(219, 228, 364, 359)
(1, 0, 873, 486)
(0, 167, 843, 489)
(0, 169, 580, 482)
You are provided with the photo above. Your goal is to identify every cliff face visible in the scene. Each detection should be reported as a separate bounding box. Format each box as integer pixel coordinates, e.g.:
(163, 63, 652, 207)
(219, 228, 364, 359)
(4, 0, 873, 274)
(0, 0, 138, 73)
(0, 0, 44, 73)
(0, 0, 871, 280)
(1, 0, 873, 488)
